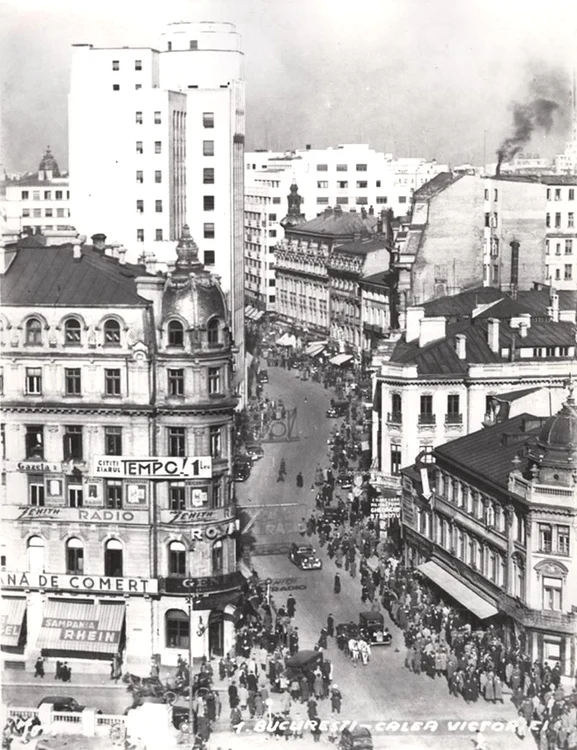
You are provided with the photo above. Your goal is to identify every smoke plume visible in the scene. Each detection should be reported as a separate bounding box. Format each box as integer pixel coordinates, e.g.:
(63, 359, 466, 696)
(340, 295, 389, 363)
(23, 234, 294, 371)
(496, 68, 570, 174)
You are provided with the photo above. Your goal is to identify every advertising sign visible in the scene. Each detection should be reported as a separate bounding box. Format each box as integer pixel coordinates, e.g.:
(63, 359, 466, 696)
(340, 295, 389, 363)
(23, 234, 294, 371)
(17, 507, 148, 524)
(92, 456, 212, 479)
(0, 572, 158, 595)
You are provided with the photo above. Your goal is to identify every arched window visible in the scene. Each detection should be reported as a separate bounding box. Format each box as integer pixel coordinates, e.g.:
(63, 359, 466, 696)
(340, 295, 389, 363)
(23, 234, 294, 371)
(64, 318, 81, 345)
(168, 541, 186, 575)
(66, 537, 84, 574)
(103, 319, 121, 346)
(165, 609, 189, 649)
(104, 539, 123, 577)
(27, 536, 45, 573)
(167, 320, 184, 347)
(207, 318, 220, 345)
(212, 540, 223, 575)
(26, 318, 42, 345)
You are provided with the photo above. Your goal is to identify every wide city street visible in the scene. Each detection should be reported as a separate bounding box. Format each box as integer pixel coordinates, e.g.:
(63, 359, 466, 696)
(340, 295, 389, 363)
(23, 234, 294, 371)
(239, 365, 528, 750)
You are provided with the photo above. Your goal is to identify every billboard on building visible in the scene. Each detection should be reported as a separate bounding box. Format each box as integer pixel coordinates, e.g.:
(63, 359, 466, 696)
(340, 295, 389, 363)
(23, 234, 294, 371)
(92, 456, 212, 479)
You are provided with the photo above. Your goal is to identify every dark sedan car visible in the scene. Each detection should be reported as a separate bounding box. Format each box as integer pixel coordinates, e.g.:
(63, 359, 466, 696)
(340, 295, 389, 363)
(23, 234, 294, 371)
(288, 543, 322, 570)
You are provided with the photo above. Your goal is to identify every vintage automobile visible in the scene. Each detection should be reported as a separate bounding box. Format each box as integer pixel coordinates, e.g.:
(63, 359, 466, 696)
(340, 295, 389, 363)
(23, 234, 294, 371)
(284, 650, 323, 679)
(340, 726, 373, 750)
(245, 443, 264, 461)
(233, 457, 252, 482)
(337, 472, 354, 489)
(288, 543, 322, 570)
(321, 506, 346, 525)
(37, 696, 87, 713)
(358, 611, 392, 646)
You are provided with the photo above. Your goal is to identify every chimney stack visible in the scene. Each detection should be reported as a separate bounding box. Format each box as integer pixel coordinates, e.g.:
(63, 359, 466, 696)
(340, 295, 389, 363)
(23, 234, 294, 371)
(118, 247, 127, 265)
(73, 243, 82, 261)
(455, 333, 467, 360)
(487, 318, 500, 353)
(91, 233, 107, 251)
(406, 307, 425, 343)
(519, 322, 528, 338)
(549, 289, 560, 322)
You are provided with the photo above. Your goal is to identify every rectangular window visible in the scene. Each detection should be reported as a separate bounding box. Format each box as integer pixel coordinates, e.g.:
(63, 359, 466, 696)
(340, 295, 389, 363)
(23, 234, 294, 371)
(336, 197, 348, 205)
(555, 213, 562, 228)
(209, 425, 222, 458)
(45, 208, 53, 218)
(155, 170, 162, 183)
(555, 188, 561, 201)
(155, 200, 163, 213)
(539, 524, 552, 553)
(565, 264, 573, 280)
(168, 369, 185, 396)
(317, 197, 329, 204)
(268, 213, 277, 221)
(169, 482, 186, 510)
(106, 480, 123, 509)
(208, 367, 221, 395)
(272, 197, 281, 204)
(33, 191, 40, 200)
(203, 167, 214, 184)
(135, 111, 143, 124)
(376, 196, 388, 204)
(356, 196, 368, 205)
(337, 181, 348, 189)
(56, 208, 65, 218)
(446, 394, 461, 423)
(105, 426, 122, 456)
(44, 190, 51, 200)
(167, 427, 185, 457)
(398, 196, 407, 203)
(546, 213, 551, 227)
(356, 164, 367, 171)
(25, 425, 44, 459)
(204, 223, 215, 239)
(30, 478, 45, 507)
(569, 212, 575, 228)
(136, 141, 143, 154)
(565, 239, 573, 254)
(204, 250, 215, 265)
(63, 425, 83, 460)
(136, 199, 144, 213)
(546, 188, 551, 200)
(203, 112, 214, 128)
(22, 190, 29, 200)
(154, 111, 161, 124)
(136, 170, 143, 184)
(33, 209, 42, 218)
(135, 59, 142, 70)
(356, 181, 368, 188)
(25, 367, 42, 395)
(203, 196, 215, 211)
(419, 394, 433, 422)
(317, 164, 328, 171)
(557, 525, 570, 555)
(65, 368, 81, 396)
(112, 60, 119, 71)
(22, 209, 31, 217)
(569, 189, 575, 201)
(104, 368, 121, 396)
(190, 39, 198, 49)
(203, 141, 215, 156)
(543, 577, 562, 611)
(269, 229, 277, 237)
(155, 228, 163, 241)
(317, 181, 329, 189)
(336, 164, 348, 172)
(494, 189, 498, 201)
(137, 229, 144, 242)
(391, 446, 402, 475)
(154, 141, 162, 154)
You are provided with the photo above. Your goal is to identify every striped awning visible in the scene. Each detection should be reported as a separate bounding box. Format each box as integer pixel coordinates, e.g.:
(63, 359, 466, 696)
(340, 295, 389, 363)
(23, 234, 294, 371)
(304, 341, 327, 356)
(253, 310, 265, 322)
(37, 599, 125, 655)
(329, 353, 353, 366)
(1, 597, 27, 646)
(417, 561, 498, 620)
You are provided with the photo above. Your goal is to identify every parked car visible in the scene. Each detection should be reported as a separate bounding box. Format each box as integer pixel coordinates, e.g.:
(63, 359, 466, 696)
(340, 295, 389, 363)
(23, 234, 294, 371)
(245, 443, 264, 461)
(288, 543, 322, 570)
(257, 370, 269, 384)
(284, 649, 323, 679)
(326, 407, 340, 418)
(37, 696, 86, 713)
(358, 611, 392, 646)
(337, 472, 354, 489)
(233, 457, 252, 482)
(340, 726, 373, 750)
(321, 506, 346, 525)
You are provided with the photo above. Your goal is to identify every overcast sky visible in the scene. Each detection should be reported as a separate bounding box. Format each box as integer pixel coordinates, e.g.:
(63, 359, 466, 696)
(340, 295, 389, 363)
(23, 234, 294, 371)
(1, 0, 577, 173)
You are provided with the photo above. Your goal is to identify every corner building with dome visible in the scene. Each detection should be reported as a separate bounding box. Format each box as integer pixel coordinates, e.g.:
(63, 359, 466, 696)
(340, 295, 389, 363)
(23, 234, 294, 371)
(0, 226, 243, 673)
(401, 385, 577, 677)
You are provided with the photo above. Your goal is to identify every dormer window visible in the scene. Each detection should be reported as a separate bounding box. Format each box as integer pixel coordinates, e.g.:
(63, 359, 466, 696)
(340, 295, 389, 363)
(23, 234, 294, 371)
(207, 318, 220, 345)
(168, 320, 184, 347)
(26, 318, 43, 345)
(103, 319, 121, 347)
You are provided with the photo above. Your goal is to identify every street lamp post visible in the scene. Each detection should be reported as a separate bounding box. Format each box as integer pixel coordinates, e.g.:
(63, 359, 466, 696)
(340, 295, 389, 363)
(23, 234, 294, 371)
(185, 587, 196, 740)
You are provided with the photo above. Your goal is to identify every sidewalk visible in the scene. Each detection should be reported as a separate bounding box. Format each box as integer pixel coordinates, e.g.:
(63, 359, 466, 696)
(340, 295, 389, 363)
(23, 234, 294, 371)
(1, 669, 127, 690)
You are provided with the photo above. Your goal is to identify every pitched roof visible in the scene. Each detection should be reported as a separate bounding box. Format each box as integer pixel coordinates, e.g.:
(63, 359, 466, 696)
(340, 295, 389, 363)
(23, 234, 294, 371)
(1, 245, 151, 306)
(433, 414, 544, 490)
(389, 318, 576, 375)
(361, 269, 395, 288)
(421, 287, 502, 317)
(288, 210, 378, 239)
(413, 172, 462, 201)
(332, 237, 389, 256)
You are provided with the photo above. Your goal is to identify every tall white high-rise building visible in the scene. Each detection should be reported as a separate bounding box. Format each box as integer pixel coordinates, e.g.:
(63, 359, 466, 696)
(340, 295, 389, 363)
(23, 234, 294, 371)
(69, 22, 245, 381)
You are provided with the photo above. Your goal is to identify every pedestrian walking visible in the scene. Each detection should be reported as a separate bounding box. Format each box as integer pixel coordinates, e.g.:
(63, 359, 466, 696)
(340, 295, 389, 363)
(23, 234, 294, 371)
(34, 657, 45, 678)
(62, 662, 71, 682)
(330, 684, 342, 714)
(327, 613, 335, 638)
(287, 594, 296, 618)
(296, 472, 304, 489)
(333, 573, 341, 595)
(55, 660, 62, 680)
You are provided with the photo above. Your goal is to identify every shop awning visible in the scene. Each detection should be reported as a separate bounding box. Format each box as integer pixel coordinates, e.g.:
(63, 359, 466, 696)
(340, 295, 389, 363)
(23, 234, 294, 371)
(245, 306, 258, 320)
(304, 341, 327, 356)
(253, 310, 265, 322)
(1, 597, 27, 646)
(276, 333, 296, 347)
(329, 353, 353, 366)
(417, 561, 498, 620)
(37, 599, 125, 655)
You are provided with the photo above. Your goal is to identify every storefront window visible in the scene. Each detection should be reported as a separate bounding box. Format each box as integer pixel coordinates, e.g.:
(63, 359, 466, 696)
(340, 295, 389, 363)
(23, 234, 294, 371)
(166, 609, 189, 649)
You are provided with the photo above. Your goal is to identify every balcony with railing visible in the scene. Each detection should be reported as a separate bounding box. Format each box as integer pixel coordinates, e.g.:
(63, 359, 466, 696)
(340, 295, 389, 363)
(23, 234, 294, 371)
(508, 474, 575, 505)
(387, 411, 402, 425)
(418, 413, 436, 427)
